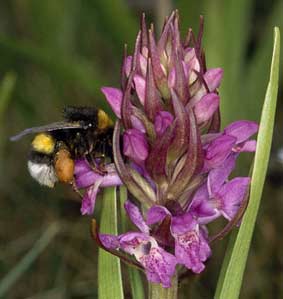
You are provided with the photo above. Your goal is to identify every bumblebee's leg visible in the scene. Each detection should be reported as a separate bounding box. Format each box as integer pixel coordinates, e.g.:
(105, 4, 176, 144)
(70, 180, 83, 198)
(86, 153, 107, 175)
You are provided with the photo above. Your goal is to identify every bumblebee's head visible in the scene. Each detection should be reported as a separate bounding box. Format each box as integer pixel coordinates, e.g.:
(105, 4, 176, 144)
(31, 133, 55, 154)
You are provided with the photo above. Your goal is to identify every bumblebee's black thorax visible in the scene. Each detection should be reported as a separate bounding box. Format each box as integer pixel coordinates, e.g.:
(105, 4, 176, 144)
(63, 106, 98, 126)
(51, 126, 113, 159)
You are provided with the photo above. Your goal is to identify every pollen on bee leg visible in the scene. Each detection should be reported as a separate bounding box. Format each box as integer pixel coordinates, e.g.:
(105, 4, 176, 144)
(54, 149, 75, 183)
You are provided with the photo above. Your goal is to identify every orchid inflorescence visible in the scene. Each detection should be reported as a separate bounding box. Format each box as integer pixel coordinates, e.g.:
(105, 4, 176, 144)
(74, 11, 258, 287)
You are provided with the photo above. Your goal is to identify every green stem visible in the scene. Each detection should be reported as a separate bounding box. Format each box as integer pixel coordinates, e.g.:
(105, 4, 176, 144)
(148, 274, 178, 299)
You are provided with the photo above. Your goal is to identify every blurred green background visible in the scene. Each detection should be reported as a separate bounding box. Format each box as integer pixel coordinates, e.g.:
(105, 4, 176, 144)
(0, 0, 282, 298)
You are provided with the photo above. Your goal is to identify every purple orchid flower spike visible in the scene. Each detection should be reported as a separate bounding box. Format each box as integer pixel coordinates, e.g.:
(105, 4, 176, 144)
(93, 11, 258, 290)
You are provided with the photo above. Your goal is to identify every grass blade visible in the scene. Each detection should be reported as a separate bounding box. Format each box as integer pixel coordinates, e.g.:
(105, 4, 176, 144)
(215, 27, 280, 299)
(119, 186, 145, 299)
(98, 187, 124, 299)
(0, 223, 60, 297)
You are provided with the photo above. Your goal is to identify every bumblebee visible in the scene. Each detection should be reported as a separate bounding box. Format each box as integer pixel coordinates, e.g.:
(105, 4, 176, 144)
(10, 106, 114, 187)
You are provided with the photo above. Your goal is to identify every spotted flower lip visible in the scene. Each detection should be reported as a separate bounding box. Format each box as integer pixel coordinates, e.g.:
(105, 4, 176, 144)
(99, 200, 177, 288)
(100, 200, 211, 280)
(147, 205, 211, 273)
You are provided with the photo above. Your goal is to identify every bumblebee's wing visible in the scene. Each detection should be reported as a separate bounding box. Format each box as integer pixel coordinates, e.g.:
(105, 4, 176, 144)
(10, 121, 84, 141)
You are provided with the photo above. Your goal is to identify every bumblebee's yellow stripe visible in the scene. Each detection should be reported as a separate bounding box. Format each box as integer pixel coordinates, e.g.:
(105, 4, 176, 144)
(97, 109, 113, 130)
(32, 133, 55, 154)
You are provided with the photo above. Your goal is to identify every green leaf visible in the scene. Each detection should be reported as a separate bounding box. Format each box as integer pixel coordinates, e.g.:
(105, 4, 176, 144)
(98, 187, 124, 299)
(119, 186, 145, 299)
(215, 27, 280, 299)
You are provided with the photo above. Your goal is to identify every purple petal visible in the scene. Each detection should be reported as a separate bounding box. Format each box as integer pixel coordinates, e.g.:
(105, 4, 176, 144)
(75, 168, 101, 188)
(134, 75, 146, 105)
(218, 177, 250, 220)
(99, 234, 120, 250)
(204, 68, 223, 91)
(201, 133, 221, 145)
(194, 93, 219, 124)
(207, 154, 236, 194)
(130, 115, 146, 133)
(75, 162, 122, 189)
(100, 171, 123, 188)
(188, 183, 220, 224)
(203, 135, 236, 170)
(123, 129, 149, 164)
(233, 140, 257, 153)
(154, 111, 174, 136)
(171, 213, 197, 235)
(74, 159, 91, 176)
(124, 200, 149, 234)
(224, 120, 259, 144)
(173, 226, 211, 273)
(140, 246, 177, 288)
(80, 179, 103, 215)
(184, 48, 200, 84)
(123, 55, 132, 78)
(118, 232, 151, 255)
(101, 87, 123, 118)
(146, 205, 171, 225)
